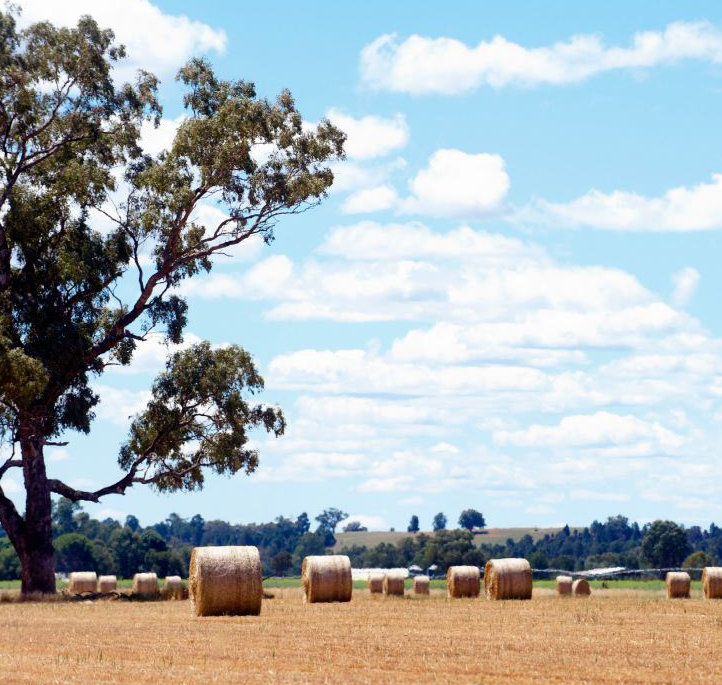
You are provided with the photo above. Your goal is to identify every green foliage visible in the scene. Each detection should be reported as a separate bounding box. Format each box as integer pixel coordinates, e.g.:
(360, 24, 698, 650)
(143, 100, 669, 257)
(54, 533, 98, 572)
(315, 508, 348, 534)
(119, 342, 285, 492)
(432, 512, 447, 531)
(272, 551, 292, 576)
(292, 532, 326, 571)
(458, 509, 486, 531)
(0, 7, 344, 590)
(0, 538, 20, 580)
(682, 550, 716, 568)
(407, 515, 419, 533)
(527, 549, 549, 569)
(641, 520, 690, 568)
(342, 520, 368, 532)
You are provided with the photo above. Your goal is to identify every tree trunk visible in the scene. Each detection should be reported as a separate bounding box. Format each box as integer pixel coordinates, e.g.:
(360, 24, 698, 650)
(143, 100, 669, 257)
(17, 421, 56, 595)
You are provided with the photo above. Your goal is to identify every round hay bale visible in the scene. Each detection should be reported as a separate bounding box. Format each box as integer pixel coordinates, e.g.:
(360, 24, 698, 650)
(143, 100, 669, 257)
(484, 559, 532, 600)
(555, 575, 573, 596)
(302, 555, 352, 603)
(162, 575, 184, 600)
(383, 571, 406, 596)
(447, 566, 481, 598)
(572, 578, 591, 596)
(413, 575, 430, 595)
(68, 572, 97, 594)
(703, 567, 722, 599)
(97, 575, 117, 593)
(367, 573, 384, 594)
(666, 571, 690, 599)
(189, 546, 262, 616)
(132, 572, 159, 598)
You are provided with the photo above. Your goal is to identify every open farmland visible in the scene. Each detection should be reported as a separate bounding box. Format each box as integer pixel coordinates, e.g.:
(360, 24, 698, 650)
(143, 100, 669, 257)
(333, 526, 572, 551)
(1, 587, 721, 684)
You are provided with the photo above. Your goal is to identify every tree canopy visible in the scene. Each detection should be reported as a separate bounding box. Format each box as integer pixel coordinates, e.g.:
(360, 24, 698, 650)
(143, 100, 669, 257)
(0, 7, 344, 593)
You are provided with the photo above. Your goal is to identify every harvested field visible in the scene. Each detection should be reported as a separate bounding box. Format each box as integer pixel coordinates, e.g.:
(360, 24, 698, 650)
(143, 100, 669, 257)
(1, 588, 722, 684)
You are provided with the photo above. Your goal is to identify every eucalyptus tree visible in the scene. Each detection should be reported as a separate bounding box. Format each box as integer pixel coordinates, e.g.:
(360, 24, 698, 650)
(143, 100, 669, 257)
(0, 10, 344, 593)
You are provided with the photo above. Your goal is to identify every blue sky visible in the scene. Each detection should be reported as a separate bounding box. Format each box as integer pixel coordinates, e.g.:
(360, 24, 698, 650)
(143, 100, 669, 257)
(7, 0, 722, 531)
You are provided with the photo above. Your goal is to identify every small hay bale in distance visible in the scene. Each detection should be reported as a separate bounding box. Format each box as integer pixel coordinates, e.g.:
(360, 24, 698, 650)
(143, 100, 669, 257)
(555, 575, 573, 596)
(413, 575, 430, 595)
(189, 546, 262, 617)
(67, 572, 98, 594)
(484, 559, 532, 600)
(132, 572, 159, 598)
(162, 575, 184, 600)
(383, 571, 406, 597)
(367, 573, 384, 594)
(447, 566, 481, 598)
(666, 571, 690, 599)
(302, 555, 352, 603)
(572, 578, 591, 596)
(703, 567, 722, 599)
(97, 575, 117, 593)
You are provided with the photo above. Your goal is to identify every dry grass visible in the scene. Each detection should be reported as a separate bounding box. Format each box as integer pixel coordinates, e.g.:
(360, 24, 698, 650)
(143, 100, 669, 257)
(1, 588, 722, 684)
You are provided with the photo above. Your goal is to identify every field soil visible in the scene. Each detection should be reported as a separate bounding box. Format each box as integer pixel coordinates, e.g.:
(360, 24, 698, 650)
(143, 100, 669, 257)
(0, 586, 720, 684)
(333, 526, 572, 550)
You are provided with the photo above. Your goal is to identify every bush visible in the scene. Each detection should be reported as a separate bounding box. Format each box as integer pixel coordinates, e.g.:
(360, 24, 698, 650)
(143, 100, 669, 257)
(683, 550, 716, 568)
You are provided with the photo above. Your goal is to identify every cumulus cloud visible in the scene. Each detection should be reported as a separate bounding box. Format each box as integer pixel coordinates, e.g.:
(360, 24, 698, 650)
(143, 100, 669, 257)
(17, 0, 226, 82)
(672, 267, 700, 306)
(399, 149, 509, 218)
(93, 385, 152, 425)
(341, 185, 399, 214)
(339, 514, 389, 530)
(522, 174, 722, 231)
(326, 110, 409, 160)
(493, 411, 684, 455)
(360, 21, 722, 94)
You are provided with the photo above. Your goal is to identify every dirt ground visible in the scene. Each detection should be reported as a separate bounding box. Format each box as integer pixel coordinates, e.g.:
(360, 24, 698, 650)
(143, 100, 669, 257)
(0, 587, 720, 684)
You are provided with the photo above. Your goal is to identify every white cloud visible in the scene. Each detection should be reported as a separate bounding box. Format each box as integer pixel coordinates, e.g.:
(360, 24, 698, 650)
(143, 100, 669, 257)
(398, 495, 424, 506)
(139, 115, 184, 156)
(0, 477, 22, 494)
(326, 110, 409, 160)
(47, 448, 69, 463)
(524, 174, 722, 231)
(399, 149, 509, 218)
(94, 385, 152, 425)
(95, 508, 127, 521)
(340, 514, 389, 530)
(672, 267, 700, 306)
(360, 21, 722, 94)
(17, 0, 226, 82)
(569, 489, 631, 502)
(493, 411, 684, 455)
(320, 221, 545, 264)
(106, 332, 203, 376)
(341, 185, 399, 214)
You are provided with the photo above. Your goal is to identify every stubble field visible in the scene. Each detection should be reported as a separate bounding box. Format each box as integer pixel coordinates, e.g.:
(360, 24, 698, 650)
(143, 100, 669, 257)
(1, 587, 721, 684)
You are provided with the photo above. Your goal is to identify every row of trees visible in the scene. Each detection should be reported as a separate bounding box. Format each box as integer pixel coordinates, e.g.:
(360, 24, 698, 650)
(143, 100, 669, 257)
(339, 516, 719, 572)
(405, 509, 486, 533)
(0, 500, 354, 579)
(1, 505, 715, 579)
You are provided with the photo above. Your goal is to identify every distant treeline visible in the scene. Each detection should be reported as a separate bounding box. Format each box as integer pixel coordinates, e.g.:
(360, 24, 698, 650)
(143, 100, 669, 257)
(0, 504, 719, 580)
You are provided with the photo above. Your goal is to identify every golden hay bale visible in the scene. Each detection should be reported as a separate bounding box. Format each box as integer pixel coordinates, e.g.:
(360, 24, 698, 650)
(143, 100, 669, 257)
(189, 546, 262, 617)
(162, 575, 184, 600)
(383, 571, 406, 596)
(447, 566, 481, 598)
(556, 575, 573, 596)
(367, 573, 384, 594)
(703, 567, 722, 599)
(413, 575, 430, 595)
(666, 571, 690, 599)
(302, 555, 352, 603)
(67, 572, 97, 594)
(484, 559, 532, 600)
(97, 575, 117, 593)
(132, 572, 159, 598)
(572, 578, 591, 596)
